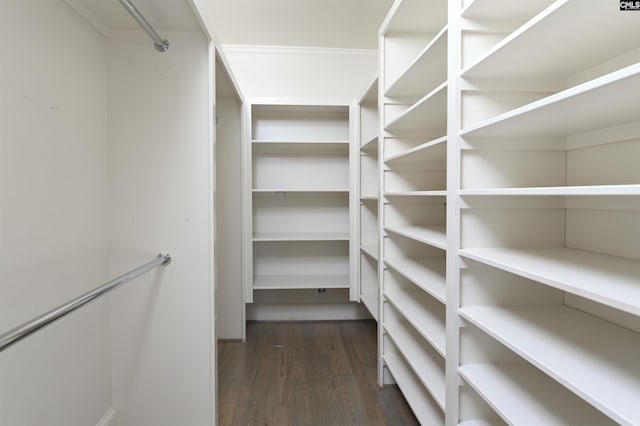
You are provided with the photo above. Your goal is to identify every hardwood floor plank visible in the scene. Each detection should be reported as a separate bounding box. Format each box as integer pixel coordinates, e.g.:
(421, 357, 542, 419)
(218, 320, 418, 426)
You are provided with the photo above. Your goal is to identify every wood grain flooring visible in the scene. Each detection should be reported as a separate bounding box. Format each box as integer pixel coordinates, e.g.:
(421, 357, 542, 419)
(218, 320, 419, 426)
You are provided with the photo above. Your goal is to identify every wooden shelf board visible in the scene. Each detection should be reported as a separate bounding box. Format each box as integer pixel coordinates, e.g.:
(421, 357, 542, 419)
(384, 321, 446, 409)
(360, 244, 379, 261)
(384, 225, 447, 250)
(383, 353, 445, 425)
(384, 82, 447, 132)
(384, 257, 446, 303)
(460, 247, 640, 316)
(253, 274, 350, 290)
(461, 0, 555, 19)
(462, 0, 640, 79)
(253, 232, 350, 242)
(360, 291, 379, 321)
(459, 305, 640, 425)
(461, 64, 640, 139)
(460, 363, 617, 426)
(384, 288, 446, 356)
(384, 136, 447, 166)
(460, 184, 640, 197)
(385, 26, 448, 99)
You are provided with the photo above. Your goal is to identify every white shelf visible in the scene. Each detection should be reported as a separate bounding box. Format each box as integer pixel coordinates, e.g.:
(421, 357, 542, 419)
(253, 232, 350, 242)
(383, 353, 445, 425)
(459, 363, 616, 426)
(461, 0, 555, 19)
(385, 26, 448, 99)
(462, 0, 640, 79)
(360, 135, 378, 152)
(384, 320, 445, 409)
(461, 64, 640, 139)
(458, 421, 503, 426)
(384, 82, 447, 133)
(460, 185, 640, 196)
(384, 257, 446, 303)
(252, 139, 349, 144)
(385, 191, 447, 197)
(253, 188, 349, 193)
(360, 196, 378, 201)
(384, 288, 446, 356)
(360, 244, 379, 261)
(459, 247, 640, 316)
(380, 0, 447, 34)
(384, 136, 447, 167)
(253, 274, 350, 290)
(361, 291, 379, 321)
(384, 225, 447, 250)
(459, 305, 640, 425)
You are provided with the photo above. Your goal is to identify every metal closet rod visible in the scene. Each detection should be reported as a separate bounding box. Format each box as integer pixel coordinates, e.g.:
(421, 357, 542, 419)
(118, 0, 169, 52)
(0, 253, 172, 353)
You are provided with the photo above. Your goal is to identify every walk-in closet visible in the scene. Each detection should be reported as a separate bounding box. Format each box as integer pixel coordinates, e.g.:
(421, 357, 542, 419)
(1, 1, 639, 425)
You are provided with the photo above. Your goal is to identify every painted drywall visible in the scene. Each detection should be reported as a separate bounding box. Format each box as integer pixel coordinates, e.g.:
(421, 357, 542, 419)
(107, 29, 213, 425)
(215, 96, 244, 340)
(0, 1, 112, 425)
(221, 45, 378, 100)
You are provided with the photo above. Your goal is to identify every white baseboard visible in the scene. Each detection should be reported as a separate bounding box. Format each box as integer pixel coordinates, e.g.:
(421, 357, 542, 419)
(246, 302, 372, 321)
(96, 408, 116, 426)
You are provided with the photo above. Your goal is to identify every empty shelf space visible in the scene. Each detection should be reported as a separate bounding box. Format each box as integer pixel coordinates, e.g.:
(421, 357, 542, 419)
(461, 63, 640, 139)
(360, 244, 379, 260)
(385, 26, 448, 99)
(459, 247, 640, 316)
(381, 0, 447, 34)
(384, 257, 446, 303)
(459, 305, 640, 425)
(253, 232, 350, 241)
(460, 184, 640, 196)
(253, 274, 350, 290)
(462, 0, 640, 79)
(459, 363, 616, 426)
(384, 136, 447, 167)
(384, 320, 445, 409)
(384, 82, 447, 133)
(384, 225, 447, 250)
(384, 288, 446, 356)
(383, 352, 445, 425)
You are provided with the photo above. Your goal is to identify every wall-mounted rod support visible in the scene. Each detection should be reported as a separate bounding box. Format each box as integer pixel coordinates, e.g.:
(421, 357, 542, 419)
(0, 253, 172, 353)
(118, 0, 169, 52)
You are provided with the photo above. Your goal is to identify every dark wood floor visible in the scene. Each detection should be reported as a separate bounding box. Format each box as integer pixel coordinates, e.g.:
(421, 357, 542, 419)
(218, 320, 419, 426)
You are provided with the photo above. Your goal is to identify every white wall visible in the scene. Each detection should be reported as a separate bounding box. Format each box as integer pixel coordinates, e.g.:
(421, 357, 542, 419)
(107, 29, 213, 425)
(0, 1, 112, 425)
(222, 45, 378, 100)
(215, 95, 244, 340)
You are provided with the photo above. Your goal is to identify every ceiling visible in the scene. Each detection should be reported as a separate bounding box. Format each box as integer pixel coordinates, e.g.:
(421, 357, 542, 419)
(204, 0, 393, 49)
(75, 0, 393, 49)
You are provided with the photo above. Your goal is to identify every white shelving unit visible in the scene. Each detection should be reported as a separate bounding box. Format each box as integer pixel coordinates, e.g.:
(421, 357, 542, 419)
(358, 79, 381, 322)
(453, 1, 640, 425)
(373, 0, 640, 425)
(244, 102, 357, 303)
(379, 0, 448, 423)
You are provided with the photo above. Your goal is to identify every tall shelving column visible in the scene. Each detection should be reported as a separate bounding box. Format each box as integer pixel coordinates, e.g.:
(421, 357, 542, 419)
(244, 102, 358, 304)
(454, 1, 640, 424)
(379, 0, 448, 424)
(358, 79, 381, 322)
